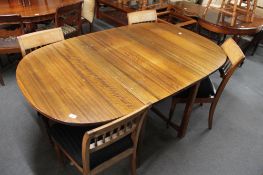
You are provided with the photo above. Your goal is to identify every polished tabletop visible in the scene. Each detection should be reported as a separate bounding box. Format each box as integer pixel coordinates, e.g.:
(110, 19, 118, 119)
(0, 0, 82, 18)
(16, 23, 226, 125)
(172, 1, 263, 35)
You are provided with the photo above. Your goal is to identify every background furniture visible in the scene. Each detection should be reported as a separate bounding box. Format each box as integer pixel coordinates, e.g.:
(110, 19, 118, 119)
(127, 10, 157, 25)
(0, 0, 83, 32)
(81, 0, 96, 32)
(172, 1, 263, 36)
(55, 1, 83, 38)
(0, 14, 24, 86)
(16, 23, 226, 138)
(18, 28, 64, 57)
(50, 104, 150, 175)
(241, 30, 263, 55)
(168, 38, 245, 132)
(205, 0, 258, 25)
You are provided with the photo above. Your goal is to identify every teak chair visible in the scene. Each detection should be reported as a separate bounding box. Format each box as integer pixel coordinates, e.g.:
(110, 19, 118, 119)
(49, 104, 151, 175)
(55, 1, 83, 38)
(81, 0, 95, 33)
(127, 10, 157, 25)
(167, 38, 245, 131)
(241, 30, 263, 56)
(17, 28, 64, 57)
(157, 5, 197, 28)
(0, 14, 24, 86)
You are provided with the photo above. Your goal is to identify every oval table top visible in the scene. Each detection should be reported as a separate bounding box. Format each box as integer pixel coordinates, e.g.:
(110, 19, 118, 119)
(0, 0, 82, 19)
(16, 23, 227, 125)
(172, 1, 263, 35)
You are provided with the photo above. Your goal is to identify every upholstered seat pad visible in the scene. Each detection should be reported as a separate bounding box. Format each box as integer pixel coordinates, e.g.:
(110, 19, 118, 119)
(49, 124, 133, 169)
(61, 24, 78, 35)
(0, 37, 19, 48)
(175, 77, 216, 98)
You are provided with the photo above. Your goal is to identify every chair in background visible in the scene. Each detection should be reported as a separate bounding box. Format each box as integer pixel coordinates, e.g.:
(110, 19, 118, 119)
(167, 38, 245, 133)
(81, 0, 95, 33)
(0, 14, 24, 86)
(241, 30, 263, 56)
(55, 2, 83, 38)
(18, 27, 64, 57)
(127, 10, 157, 25)
(157, 5, 197, 29)
(49, 104, 151, 175)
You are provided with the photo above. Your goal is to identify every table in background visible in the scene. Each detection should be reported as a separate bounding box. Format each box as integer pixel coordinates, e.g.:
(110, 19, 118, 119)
(16, 23, 226, 137)
(0, 0, 83, 31)
(96, 0, 263, 35)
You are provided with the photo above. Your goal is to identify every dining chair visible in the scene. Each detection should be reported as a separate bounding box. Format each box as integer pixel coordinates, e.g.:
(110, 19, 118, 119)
(55, 2, 83, 38)
(0, 14, 24, 86)
(17, 27, 64, 57)
(49, 104, 151, 175)
(241, 30, 263, 56)
(167, 38, 245, 130)
(81, 0, 95, 33)
(127, 10, 157, 25)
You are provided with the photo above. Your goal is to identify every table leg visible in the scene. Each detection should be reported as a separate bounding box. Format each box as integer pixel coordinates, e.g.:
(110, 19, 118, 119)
(177, 81, 200, 138)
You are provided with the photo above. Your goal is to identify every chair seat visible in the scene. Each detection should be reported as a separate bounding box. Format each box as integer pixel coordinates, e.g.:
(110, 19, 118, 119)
(61, 24, 78, 35)
(49, 123, 133, 169)
(0, 37, 20, 54)
(175, 77, 216, 98)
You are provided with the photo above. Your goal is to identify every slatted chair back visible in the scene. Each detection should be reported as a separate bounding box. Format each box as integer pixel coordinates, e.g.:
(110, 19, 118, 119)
(55, 2, 83, 35)
(127, 10, 157, 25)
(0, 14, 23, 38)
(82, 0, 95, 24)
(17, 28, 64, 57)
(82, 104, 151, 175)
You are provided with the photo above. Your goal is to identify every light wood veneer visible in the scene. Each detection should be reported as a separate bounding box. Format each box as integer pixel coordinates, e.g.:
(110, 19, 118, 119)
(16, 23, 226, 125)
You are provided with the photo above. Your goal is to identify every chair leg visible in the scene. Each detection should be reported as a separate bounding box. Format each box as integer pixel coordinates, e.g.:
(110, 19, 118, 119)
(178, 82, 200, 138)
(208, 101, 218, 129)
(251, 40, 260, 56)
(54, 143, 66, 167)
(90, 23, 93, 33)
(130, 152, 137, 175)
(0, 73, 4, 86)
(38, 112, 54, 146)
(167, 97, 177, 128)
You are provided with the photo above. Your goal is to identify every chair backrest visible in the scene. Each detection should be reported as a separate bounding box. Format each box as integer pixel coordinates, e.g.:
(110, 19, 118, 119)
(82, 0, 95, 23)
(17, 28, 64, 57)
(0, 14, 23, 38)
(81, 104, 151, 175)
(55, 2, 83, 31)
(127, 10, 157, 25)
(221, 38, 245, 68)
(214, 38, 245, 99)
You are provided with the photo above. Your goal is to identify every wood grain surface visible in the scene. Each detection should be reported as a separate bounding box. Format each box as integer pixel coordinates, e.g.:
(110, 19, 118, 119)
(16, 23, 226, 125)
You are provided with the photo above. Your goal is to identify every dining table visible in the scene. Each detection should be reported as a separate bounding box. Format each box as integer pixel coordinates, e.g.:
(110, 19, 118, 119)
(16, 23, 227, 138)
(0, 0, 83, 31)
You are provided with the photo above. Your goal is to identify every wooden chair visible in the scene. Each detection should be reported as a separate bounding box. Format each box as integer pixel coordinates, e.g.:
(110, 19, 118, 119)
(17, 28, 64, 57)
(127, 10, 157, 25)
(157, 5, 197, 28)
(241, 30, 263, 56)
(167, 38, 245, 130)
(81, 0, 95, 33)
(49, 104, 151, 175)
(205, 0, 258, 25)
(55, 2, 83, 38)
(0, 14, 24, 86)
